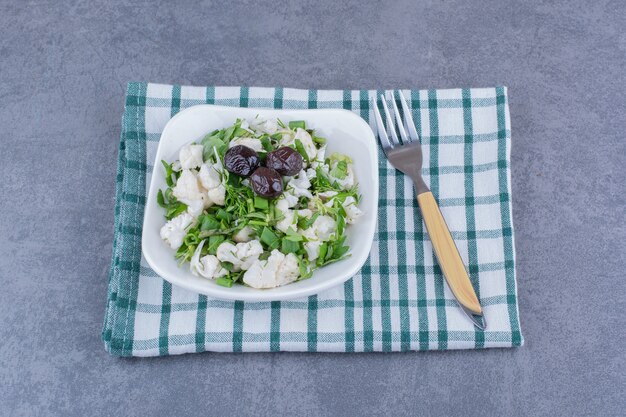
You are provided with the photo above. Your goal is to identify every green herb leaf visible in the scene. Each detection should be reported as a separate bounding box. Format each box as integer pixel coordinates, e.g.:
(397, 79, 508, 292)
(221, 261, 235, 272)
(201, 134, 227, 160)
(317, 243, 328, 266)
(162, 160, 174, 186)
(200, 215, 220, 231)
(297, 257, 313, 280)
(157, 189, 166, 208)
(336, 213, 346, 237)
(216, 208, 233, 223)
(260, 135, 272, 152)
(166, 203, 187, 220)
(207, 235, 226, 255)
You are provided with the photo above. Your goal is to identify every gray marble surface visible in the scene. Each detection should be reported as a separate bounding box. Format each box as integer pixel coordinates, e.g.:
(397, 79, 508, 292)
(1, 0, 624, 416)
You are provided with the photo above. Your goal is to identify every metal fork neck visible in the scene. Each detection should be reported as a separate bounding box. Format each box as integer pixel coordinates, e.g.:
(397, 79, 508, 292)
(412, 176, 430, 195)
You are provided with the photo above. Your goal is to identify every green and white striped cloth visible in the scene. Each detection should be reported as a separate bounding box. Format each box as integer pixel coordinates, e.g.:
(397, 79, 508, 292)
(103, 82, 523, 356)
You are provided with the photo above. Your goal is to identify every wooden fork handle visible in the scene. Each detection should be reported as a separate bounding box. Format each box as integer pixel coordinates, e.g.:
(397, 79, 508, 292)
(417, 191, 482, 314)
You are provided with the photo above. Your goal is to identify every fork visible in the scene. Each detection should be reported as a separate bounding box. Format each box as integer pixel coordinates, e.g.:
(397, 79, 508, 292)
(371, 90, 486, 330)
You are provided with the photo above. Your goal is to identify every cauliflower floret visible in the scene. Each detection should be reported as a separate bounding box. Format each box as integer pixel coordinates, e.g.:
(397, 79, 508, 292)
(277, 252, 300, 283)
(279, 129, 295, 145)
(179, 144, 204, 169)
(275, 200, 296, 233)
(276, 197, 313, 233)
(216, 240, 263, 271)
(249, 118, 278, 135)
(311, 145, 326, 169)
(173, 170, 204, 202)
(301, 215, 336, 242)
(160, 212, 194, 250)
(297, 209, 313, 219)
(233, 226, 255, 243)
(318, 190, 338, 200)
(243, 250, 300, 289)
(185, 199, 206, 217)
(216, 242, 239, 265)
(229, 137, 264, 153)
(190, 241, 228, 279)
(198, 163, 226, 206)
(279, 191, 299, 208)
(172, 170, 209, 217)
(342, 196, 363, 224)
(286, 169, 313, 199)
(304, 240, 321, 261)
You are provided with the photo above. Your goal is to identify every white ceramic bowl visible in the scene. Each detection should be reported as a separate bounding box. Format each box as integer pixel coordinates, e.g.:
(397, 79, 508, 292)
(142, 105, 378, 301)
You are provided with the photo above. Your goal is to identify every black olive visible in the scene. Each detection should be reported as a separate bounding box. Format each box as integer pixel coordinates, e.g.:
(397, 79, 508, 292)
(224, 145, 260, 177)
(266, 146, 303, 176)
(250, 167, 283, 199)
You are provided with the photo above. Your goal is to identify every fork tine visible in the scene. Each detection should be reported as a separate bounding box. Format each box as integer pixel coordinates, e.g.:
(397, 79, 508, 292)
(386, 90, 409, 143)
(370, 97, 392, 151)
(398, 90, 420, 142)
(380, 94, 399, 145)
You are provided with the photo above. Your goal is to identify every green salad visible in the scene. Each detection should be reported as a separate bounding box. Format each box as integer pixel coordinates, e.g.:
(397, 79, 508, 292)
(158, 117, 363, 289)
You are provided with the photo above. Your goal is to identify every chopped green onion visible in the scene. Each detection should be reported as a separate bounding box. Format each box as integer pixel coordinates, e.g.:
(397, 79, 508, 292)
(294, 139, 309, 162)
(254, 195, 269, 210)
(260, 227, 280, 250)
(281, 239, 300, 254)
(312, 135, 326, 145)
(248, 220, 268, 226)
(223, 125, 237, 141)
(289, 120, 306, 130)
(284, 227, 303, 242)
(216, 277, 234, 288)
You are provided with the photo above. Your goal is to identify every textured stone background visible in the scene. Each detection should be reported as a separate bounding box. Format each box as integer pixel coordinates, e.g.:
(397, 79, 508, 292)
(1, 0, 624, 416)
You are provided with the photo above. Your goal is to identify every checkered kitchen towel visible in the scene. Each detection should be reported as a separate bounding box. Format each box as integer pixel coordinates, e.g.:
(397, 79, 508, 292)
(103, 82, 523, 356)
